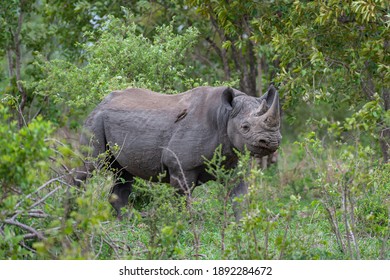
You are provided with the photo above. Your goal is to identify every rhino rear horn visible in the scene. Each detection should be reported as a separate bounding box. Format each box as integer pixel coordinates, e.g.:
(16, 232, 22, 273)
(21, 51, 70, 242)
(256, 99, 268, 116)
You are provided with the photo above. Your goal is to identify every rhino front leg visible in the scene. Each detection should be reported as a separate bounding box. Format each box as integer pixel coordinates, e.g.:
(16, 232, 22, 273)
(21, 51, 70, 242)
(169, 169, 199, 220)
(230, 180, 249, 222)
(169, 169, 199, 197)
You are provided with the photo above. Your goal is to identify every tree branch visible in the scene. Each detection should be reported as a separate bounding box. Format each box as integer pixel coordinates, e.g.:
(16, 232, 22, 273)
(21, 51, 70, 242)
(3, 218, 45, 240)
(15, 176, 65, 209)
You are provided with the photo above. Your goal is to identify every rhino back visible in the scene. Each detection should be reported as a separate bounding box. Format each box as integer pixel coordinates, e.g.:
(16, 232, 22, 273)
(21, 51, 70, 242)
(83, 87, 231, 180)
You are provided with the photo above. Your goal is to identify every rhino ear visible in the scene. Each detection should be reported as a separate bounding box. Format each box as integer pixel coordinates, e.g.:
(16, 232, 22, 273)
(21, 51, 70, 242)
(221, 87, 234, 110)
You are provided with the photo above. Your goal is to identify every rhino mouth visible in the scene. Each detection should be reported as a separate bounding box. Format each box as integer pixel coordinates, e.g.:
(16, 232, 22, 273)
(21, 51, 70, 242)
(247, 144, 278, 158)
(246, 138, 279, 157)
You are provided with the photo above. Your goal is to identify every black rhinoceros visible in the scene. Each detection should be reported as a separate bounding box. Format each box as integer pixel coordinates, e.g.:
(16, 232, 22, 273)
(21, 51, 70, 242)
(76, 85, 281, 219)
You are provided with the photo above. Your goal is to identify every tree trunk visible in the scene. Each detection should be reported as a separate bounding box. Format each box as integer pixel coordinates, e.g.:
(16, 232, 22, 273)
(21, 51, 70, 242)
(241, 16, 257, 96)
(6, 49, 14, 78)
(205, 37, 231, 80)
(231, 41, 257, 97)
(380, 87, 389, 163)
(208, 15, 231, 81)
(258, 57, 263, 97)
(245, 39, 257, 97)
(13, 4, 27, 128)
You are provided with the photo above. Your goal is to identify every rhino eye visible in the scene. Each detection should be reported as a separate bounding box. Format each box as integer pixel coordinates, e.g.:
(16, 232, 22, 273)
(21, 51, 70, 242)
(241, 123, 250, 133)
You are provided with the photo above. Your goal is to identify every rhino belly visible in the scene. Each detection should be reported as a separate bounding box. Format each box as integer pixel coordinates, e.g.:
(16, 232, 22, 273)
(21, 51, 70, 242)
(114, 147, 166, 180)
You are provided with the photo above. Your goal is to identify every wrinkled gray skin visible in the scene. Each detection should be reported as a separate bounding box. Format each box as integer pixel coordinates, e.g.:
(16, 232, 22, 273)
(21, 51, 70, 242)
(77, 85, 281, 220)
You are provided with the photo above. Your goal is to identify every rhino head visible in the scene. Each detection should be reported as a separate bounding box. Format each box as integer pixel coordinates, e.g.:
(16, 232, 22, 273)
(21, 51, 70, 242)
(223, 85, 282, 157)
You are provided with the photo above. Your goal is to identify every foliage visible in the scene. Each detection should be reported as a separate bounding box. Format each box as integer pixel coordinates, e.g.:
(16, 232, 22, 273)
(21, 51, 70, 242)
(0, 0, 389, 261)
(129, 179, 188, 259)
(0, 119, 388, 259)
(33, 12, 199, 124)
(253, 0, 389, 160)
(187, 0, 261, 95)
(295, 131, 389, 259)
(0, 103, 53, 258)
(0, 104, 52, 193)
(32, 171, 113, 259)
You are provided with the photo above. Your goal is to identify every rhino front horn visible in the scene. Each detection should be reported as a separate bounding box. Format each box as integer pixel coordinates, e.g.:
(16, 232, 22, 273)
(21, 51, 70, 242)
(264, 89, 280, 127)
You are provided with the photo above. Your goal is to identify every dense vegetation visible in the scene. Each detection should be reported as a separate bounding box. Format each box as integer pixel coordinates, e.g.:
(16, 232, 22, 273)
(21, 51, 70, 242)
(0, 0, 388, 260)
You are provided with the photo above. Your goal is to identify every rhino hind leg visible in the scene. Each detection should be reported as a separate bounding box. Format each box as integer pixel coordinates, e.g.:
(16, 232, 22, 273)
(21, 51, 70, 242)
(108, 161, 134, 220)
(109, 173, 133, 220)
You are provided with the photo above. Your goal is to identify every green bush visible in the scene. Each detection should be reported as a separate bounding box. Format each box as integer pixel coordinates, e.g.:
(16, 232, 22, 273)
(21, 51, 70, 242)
(34, 12, 200, 125)
(295, 131, 389, 259)
(0, 103, 53, 259)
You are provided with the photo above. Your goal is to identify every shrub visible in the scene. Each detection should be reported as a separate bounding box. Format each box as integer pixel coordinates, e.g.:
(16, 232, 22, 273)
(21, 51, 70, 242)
(34, 12, 200, 125)
(0, 103, 53, 259)
(296, 131, 389, 259)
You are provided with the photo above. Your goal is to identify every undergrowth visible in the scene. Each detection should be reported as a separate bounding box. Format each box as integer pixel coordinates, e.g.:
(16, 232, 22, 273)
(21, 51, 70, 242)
(0, 109, 388, 259)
